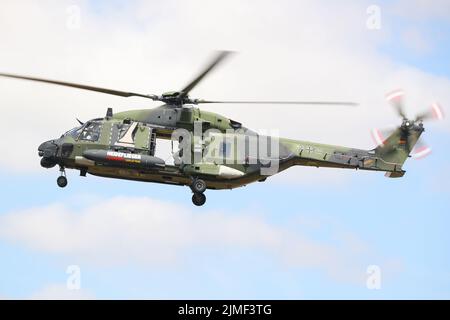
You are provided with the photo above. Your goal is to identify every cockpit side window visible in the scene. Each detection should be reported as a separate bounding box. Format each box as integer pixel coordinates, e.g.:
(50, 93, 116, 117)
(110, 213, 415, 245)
(79, 121, 102, 142)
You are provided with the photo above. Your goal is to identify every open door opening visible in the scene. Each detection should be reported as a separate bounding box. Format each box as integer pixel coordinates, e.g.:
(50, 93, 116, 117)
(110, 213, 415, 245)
(153, 138, 179, 166)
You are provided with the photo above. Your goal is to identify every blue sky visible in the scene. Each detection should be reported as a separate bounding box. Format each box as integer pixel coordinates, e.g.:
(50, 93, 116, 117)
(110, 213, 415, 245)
(0, 0, 450, 299)
(377, 0, 450, 77)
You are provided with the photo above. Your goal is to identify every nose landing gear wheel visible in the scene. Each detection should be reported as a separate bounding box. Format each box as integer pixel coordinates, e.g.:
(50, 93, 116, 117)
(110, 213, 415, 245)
(57, 176, 68, 188)
(192, 193, 206, 206)
(57, 166, 67, 188)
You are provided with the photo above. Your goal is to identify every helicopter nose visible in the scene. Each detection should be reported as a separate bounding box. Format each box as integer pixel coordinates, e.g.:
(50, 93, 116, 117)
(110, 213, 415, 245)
(38, 140, 58, 157)
(38, 140, 56, 158)
(38, 140, 59, 168)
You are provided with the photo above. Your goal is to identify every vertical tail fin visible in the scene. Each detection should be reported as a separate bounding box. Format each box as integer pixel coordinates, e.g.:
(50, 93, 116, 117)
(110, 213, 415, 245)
(374, 121, 424, 166)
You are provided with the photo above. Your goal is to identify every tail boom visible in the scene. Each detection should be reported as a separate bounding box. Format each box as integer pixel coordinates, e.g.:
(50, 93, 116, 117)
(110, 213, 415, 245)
(280, 121, 424, 178)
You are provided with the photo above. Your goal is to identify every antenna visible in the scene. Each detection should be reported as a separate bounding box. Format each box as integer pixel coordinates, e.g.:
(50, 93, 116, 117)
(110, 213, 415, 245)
(106, 107, 113, 118)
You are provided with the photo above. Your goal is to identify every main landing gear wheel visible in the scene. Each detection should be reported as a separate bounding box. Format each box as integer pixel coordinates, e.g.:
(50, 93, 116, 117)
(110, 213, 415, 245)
(192, 193, 206, 206)
(57, 176, 68, 188)
(191, 178, 207, 194)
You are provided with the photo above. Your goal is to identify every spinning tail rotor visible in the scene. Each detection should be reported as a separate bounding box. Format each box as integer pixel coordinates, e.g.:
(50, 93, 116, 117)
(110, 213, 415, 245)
(371, 90, 445, 161)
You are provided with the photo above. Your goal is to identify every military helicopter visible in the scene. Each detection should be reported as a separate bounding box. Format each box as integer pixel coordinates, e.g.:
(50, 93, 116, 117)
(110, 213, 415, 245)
(0, 51, 444, 206)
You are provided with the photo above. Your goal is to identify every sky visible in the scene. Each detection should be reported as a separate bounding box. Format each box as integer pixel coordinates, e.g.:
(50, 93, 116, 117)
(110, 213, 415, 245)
(0, 0, 449, 299)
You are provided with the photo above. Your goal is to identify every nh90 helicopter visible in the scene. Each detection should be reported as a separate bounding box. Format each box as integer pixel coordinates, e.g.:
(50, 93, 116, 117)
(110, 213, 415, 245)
(0, 51, 444, 206)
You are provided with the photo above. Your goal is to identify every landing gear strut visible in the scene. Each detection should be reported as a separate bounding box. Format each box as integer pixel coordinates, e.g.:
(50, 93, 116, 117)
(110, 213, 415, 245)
(57, 167, 68, 188)
(190, 178, 207, 206)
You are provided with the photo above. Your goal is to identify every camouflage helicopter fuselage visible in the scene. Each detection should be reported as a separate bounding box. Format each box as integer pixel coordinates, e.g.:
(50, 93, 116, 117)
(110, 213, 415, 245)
(38, 104, 422, 201)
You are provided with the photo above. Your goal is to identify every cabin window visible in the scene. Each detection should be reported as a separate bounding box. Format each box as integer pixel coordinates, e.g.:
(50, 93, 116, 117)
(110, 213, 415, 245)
(219, 142, 232, 158)
(118, 123, 131, 140)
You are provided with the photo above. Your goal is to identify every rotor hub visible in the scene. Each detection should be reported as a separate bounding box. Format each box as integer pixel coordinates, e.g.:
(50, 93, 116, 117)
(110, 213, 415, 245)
(400, 119, 424, 132)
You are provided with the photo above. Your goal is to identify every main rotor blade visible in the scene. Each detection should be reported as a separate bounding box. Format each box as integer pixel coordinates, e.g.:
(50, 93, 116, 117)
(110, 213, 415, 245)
(0, 72, 158, 100)
(195, 100, 358, 106)
(179, 51, 233, 98)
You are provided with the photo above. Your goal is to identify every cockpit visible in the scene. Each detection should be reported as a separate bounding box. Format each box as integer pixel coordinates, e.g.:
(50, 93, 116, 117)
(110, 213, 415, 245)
(63, 126, 82, 139)
(63, 119, 102, 142)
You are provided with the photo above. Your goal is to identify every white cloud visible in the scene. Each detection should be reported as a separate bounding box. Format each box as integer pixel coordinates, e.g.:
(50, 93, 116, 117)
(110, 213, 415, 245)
(401, 28, 433, 55)
(0, 288, 93, 300)
(390, 0, 450, 21)
(0, 0, 448, 180)
(0, 196, 391, 283)
(30, 283, 94, 300)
